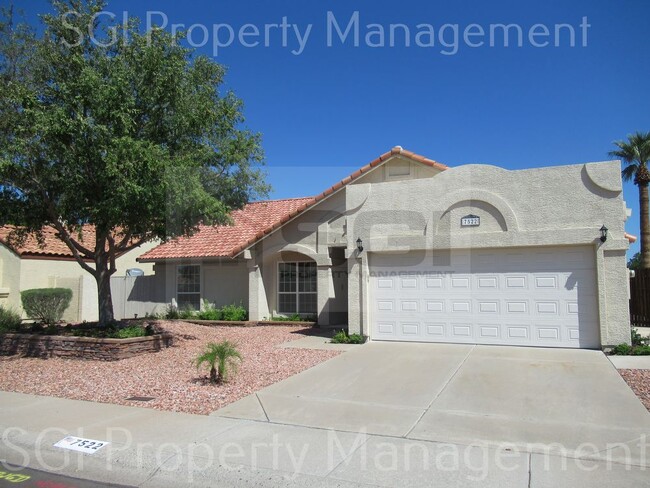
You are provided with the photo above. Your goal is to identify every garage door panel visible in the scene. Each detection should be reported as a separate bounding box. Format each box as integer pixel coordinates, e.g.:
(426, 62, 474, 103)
(370, 247, 600, 348)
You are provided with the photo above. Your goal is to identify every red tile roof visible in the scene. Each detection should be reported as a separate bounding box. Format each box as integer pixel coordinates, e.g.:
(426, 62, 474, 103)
(0, 225, 96, 259)
(226, 146, 447, 258)
(139, 147, 447, 261)
(138, 197, 314, 261)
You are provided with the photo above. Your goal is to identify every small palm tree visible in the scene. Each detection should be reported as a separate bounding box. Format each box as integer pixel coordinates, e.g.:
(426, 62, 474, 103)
(610, 131, 650, 269)
(195, 341, 242, 384)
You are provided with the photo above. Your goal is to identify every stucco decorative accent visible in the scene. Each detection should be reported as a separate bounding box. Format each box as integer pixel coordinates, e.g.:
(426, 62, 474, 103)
(584, 162, 623, 193)
(432, 188, 519, 235)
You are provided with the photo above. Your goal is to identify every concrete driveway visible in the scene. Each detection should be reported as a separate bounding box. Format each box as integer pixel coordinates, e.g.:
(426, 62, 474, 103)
(214, 342, 650, 465)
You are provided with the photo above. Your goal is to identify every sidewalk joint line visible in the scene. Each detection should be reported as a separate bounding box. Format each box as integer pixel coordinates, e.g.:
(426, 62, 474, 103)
(403, 345, 475, 438)
(323, 434, 371, 478)
(256, 393, 270, 422)
(137, 452, 176, 487)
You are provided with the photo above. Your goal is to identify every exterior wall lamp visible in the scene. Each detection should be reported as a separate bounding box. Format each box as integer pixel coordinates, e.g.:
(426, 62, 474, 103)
(356, 238, 364, 253)
(600, 225, 608, 243)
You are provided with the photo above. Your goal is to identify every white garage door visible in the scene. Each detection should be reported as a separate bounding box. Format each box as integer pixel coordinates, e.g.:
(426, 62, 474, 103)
(369, 247, 600, 348)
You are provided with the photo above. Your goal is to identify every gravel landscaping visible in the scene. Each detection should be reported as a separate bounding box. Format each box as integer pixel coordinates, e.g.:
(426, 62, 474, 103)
(619, 369, 650, 412)
(0, 321, 340, 415)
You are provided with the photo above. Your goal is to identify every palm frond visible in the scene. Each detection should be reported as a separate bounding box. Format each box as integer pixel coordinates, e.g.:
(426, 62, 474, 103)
(610, 131, 650, 183)
(621, 163, 640, 182)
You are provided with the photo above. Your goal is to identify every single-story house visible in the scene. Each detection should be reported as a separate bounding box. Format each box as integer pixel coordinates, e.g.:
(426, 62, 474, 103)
(0, 226, 158, 322)
(139, 147, 636, 349)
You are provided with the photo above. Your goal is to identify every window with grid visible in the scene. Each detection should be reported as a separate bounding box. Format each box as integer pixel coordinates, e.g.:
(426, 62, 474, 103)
(278, 262, 317, 314)
(177, 265, 201, 310)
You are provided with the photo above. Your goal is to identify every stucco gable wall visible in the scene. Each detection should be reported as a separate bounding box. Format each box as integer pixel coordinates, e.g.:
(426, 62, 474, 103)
(350, 156, 444, 185)
(346, 161, 626, 249)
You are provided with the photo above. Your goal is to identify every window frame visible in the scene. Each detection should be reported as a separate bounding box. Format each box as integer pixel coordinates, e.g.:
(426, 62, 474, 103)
(176, 264, 202, 310)
(277, 261, 317, 315)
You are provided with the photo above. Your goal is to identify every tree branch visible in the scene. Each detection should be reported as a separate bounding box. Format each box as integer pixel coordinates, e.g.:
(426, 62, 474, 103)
(50, 220, 97, 275)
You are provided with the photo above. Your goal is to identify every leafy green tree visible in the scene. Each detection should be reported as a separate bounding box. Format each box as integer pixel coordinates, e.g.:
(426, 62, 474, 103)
(195, 341, 242, 384)
(628, 251, 641, 270)
(610, 132, 650, 269)
(0, 1, 268, 325)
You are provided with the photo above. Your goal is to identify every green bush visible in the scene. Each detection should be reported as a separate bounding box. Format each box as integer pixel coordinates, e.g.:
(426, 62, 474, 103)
(196, 301, 222, 320)
(196, 308, 222, 320)
(178, 306, 196, 320)
(20, 288, 72, 325)
(331, 330, 366, 344)
(631, 329, 649, 347)
(0, 305, 22, 333)
(220, 303, 247, 321)
(611, 343, 632, 355)
(72, 323, 150, 339)
(115, 325, 147, 338)
(269, 313, 313, 322)
(631, 345, 650, 356)
(163, 304, 180, 319)
(195, 340, 242, 384)
(347, 333, 365, 344)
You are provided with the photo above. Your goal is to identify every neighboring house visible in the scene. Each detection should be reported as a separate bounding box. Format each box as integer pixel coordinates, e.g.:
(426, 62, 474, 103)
(139, 146, 636, 349)
(0, 226, 158, 322)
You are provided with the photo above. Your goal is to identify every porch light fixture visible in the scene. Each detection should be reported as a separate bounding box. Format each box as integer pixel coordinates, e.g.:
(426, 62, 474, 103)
(600, 225, 608, 243)
(356, 238, 364, 253)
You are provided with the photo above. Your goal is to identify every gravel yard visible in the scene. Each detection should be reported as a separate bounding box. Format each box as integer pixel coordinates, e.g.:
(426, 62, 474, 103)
(0, 321, 340, 415)
(619, 369, 650, 412)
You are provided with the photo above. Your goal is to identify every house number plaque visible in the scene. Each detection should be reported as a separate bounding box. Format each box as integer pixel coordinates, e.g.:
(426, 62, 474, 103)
(460, 214, 480, 227)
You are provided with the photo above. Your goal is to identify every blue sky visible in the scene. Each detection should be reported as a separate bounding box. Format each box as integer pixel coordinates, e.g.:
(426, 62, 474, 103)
(12, 0, 650, 257)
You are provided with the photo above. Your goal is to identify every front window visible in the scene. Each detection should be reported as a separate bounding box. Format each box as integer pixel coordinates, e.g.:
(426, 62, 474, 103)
(177, 265, 201, 310)
(278, 262, 317, 314)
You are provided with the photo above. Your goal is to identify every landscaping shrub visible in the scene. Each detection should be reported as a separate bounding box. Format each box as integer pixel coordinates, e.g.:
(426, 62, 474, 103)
(178, 306, 196, 320)
(195, 340, 242, 384)
(196, 301, 222, 320)
(20, 288, 72, 325)
(115, 325, 147, 338)
(331, 330, 366, 344)
(220, 303, 248, 321)
(164, 302, 247, 321)
(0, 305, 22, 333)
(163, 304, 180, 319)
(611, 343, 632, 355)
(72, 323, 150, 339)
(631, 329, 649, 347)
(631, 345, 650, 356)
(269, 313, 315, 322)
(611, 329, 650, 355)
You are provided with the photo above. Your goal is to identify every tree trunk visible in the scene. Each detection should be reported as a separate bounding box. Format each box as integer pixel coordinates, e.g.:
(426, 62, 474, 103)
(210, 366, 217, 384)
(640, 183, 650, 269)
(95, 254, 116, 326)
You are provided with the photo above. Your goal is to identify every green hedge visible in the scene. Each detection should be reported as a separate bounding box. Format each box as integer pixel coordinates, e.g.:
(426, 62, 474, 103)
(0, 305, 22, 332)
(20, 288, 72, 325)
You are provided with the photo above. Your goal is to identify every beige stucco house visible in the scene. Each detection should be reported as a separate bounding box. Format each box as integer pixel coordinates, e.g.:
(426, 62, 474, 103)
(0, 226, 157, 322)
(140, 147, 636, 349)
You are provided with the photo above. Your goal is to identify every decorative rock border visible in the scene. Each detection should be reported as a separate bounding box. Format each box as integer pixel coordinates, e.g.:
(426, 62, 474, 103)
(184, 319, 316, 328)
(0, 333, 173, 361)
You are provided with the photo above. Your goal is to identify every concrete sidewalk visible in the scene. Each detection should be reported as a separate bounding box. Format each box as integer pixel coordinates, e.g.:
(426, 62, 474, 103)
(2, 389, 649, 487)
(0, 362, 650, 488)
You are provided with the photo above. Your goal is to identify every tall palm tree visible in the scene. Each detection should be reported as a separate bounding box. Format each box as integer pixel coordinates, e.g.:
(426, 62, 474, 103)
(195, 341, 242, 384)
(610, 132, 650, 269)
